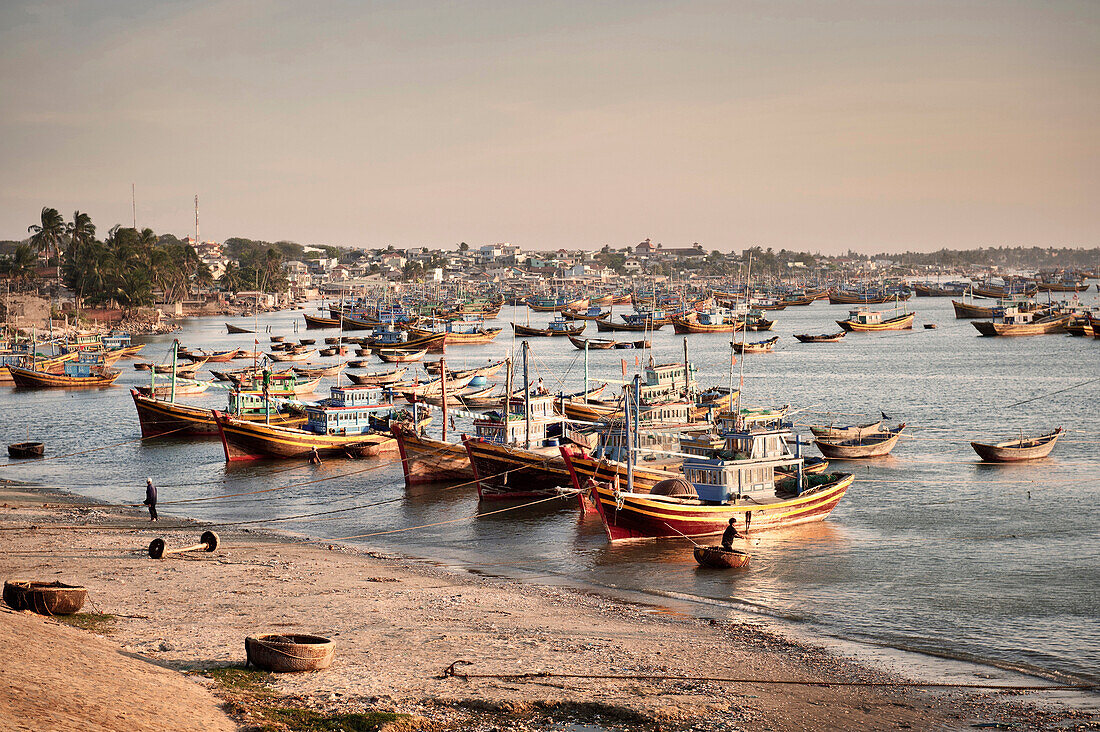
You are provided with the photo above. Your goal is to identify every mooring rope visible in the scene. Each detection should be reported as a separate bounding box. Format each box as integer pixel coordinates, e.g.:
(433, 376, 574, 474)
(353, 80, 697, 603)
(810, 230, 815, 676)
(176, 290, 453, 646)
(441, 660, 1096, 692)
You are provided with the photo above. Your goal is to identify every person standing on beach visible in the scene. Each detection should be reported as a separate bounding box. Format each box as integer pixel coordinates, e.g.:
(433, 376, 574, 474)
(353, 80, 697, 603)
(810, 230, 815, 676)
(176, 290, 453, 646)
(143, 478, 158, 521)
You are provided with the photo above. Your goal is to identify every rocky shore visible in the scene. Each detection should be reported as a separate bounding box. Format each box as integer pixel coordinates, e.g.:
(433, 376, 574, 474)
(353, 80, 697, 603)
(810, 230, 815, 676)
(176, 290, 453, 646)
(0, 485, 1093, 732)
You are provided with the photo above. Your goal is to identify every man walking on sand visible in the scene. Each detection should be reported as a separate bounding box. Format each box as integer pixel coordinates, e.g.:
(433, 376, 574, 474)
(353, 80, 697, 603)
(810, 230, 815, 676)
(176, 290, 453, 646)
(143, 477, 158, 521)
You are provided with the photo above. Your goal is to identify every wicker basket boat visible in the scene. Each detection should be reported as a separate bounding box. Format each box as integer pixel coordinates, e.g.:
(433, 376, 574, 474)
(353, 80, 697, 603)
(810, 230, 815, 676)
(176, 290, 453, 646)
(3, 581, 87, 615)
(245, 634, 335, 672)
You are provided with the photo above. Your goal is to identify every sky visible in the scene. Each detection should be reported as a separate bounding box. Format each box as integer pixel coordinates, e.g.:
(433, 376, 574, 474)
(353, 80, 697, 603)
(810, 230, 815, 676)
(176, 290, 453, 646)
(0, 0, 1096, 253)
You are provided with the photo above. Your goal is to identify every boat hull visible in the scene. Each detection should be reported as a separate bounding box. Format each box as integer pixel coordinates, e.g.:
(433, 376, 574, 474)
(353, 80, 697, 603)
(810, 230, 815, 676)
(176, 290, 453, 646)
(393, 426, 474, 485)
(970, 430, 1062, 462)
(8, 364, 121, 388)
(585, 474, 854, 541)
(130, 390, 306, 437)
(462, 436, 571, 500)
(213, 411, 396, 461)
(836, 312, 915, 331)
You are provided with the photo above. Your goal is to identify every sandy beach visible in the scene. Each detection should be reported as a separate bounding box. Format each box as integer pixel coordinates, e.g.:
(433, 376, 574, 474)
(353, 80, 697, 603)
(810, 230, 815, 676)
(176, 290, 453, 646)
(0, 484, 1093, 732)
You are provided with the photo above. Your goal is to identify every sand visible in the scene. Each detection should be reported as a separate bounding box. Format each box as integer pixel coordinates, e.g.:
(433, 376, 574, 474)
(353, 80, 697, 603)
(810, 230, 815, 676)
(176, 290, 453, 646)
(0, 485, 1092, 731)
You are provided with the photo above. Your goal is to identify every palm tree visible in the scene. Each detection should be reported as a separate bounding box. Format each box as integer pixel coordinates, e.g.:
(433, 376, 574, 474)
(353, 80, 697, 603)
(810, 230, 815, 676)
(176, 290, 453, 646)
(1, 245, 40, 289)
(28, 207, 65, 274)
(219, 261, 243, 294)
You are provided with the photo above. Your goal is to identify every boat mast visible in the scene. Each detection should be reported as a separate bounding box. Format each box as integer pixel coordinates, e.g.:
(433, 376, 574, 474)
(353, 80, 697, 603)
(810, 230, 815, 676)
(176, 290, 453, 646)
(735, 253, 752, 423)
(170, 340, 178, 404)
(440, 357, 448, 442)
(583, 340, 589, 404)
(522, 340, 531, 450)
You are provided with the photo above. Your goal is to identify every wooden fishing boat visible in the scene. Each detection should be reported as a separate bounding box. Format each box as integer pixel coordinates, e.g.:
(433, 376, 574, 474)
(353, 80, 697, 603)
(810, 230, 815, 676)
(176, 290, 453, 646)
(270, 335, 286, 342)
(345, 367, 406, 385)
(614, 340, 651, 349)
(213, 385, 405, 461)
(134, 359, 205, 377)
(809, 420, 882, 439)
(793, 331, 846, 343)
(952, 299, 994, 319)
(1036, 281, 1089, 293)
(134, 379, 214, 397)
(367, 331, 447, 353)
(568, 335, 616, 350)
(8, 360, 121, 388)
(298, 338, 316, 345)
(193, 348, 240, 363)
(304, 312, 342, 329)
(560, 306, 612, 321)
(267, 349, 318, 362)
(733, 336, 778, 353)
(693, 545, 750, 569)
(828, 289, 911, 304)
(462, 436, 572, 499)
(566, 433, 855, 541)
(406, 324, 502, 345)
(972, 311, 1070, 336)
(293, 363, 345, 379)
(424, 359, 505, 379)
(511, 320, 585, 337)
(226, 322, 254, 334)
(393, 424, 473, 483)
(594, 317, 665, 332)
(970, 428, 1063, 462)
(401, 373, 476, 397)
(836, 309, 915, 332)
(3, 581, 86, 615)
(130, 389, 307, 437)
(7, 442, 44, 459)
(406, 385, 496, 408)
(671, 310, 742, 334)
(813, 424, 905, 459)
(377, 348, 428, 363)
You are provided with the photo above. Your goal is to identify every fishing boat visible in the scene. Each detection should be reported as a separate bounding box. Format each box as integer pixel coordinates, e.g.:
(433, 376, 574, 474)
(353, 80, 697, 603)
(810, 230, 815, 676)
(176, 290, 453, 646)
(407, 316, 503, 345)
(227, 370, 322, 396)
(404, 385, 495, 407)
(304, 313, 342, 329)
(671, 309, 742, 334)
(8, 354, 121, 389)
(813, 424, 905, 459)
(377, 348, 428, 363)
(511, 318, 585, 337)
(793, 332, 846, 343)
(567, 335, 616, 350)
(226, 322, 254, 334)
(392, 424, 476, 485)
(345, 367, 407, 385)
(133, 378, 214, 397)
(567, 416, 854, 541)
(828, 288, 910, 304)
(693, 546, 750, 569)
(213, 384, 410, 461)
(292, 363, 345, 379)
(972, 309, 1070, 336)
(836, 308, 915, 332)
(400, 373, 476, 397)
(809, 420, 882, 439)
(130, 388, 307, 438)
(970, 428, 1063, 462)
(733, 336, 778, 354)
(560, 305, 612, 321)
(424, 359, 505, 379)
(952, 299, 995, 319)
(267, 349, 318, 362)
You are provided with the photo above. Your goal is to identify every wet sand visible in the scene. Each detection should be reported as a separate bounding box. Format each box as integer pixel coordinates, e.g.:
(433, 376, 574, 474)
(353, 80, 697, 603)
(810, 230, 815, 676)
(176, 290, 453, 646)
(0, 485, 1093, 731)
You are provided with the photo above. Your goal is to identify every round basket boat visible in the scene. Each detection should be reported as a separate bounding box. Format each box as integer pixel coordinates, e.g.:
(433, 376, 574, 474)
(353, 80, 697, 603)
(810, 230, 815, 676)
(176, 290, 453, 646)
(7, 442, 45, 459)
(245, 634, 335, 672)
(693, 546, 751, 570)
(4, 581, 87, 615)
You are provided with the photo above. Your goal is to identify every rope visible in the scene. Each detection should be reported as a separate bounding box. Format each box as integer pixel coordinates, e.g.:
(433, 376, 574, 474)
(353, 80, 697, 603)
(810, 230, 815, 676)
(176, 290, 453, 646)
(441, 661, 1096, 692)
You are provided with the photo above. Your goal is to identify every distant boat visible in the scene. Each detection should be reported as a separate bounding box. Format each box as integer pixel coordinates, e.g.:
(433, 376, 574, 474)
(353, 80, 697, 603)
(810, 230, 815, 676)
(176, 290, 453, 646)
(226, 323, 254, 334)
(836, 308, 915, 332)
(511, 319, 585, 337)
(972, 310, 1071, 336)
(793, 332, 846, 343)
(733, 336, 778, 353)
(8, 357, 121, 389)
(970, 428, 1063, 462)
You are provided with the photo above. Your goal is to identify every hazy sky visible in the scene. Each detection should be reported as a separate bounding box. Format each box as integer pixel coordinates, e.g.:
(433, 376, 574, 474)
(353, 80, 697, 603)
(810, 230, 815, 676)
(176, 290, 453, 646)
(1, 1, 1096, 252)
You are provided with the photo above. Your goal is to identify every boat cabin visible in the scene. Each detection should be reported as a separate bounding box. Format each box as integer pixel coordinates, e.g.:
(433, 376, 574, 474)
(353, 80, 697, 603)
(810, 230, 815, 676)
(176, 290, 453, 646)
(638, 358, 697, 401)
(547, 318, 576, 332)
(63, 352, 108, 378)
(694, 309, 736, 326)
(305, 385, 396, 435)
(102, 330, 132, 349)
(990, 306, 1036, 325)
(62, 332, 102, 353)
(473, 395, 563, 447)
(593, 401, 696, 461)
(681, 426, 804, 503)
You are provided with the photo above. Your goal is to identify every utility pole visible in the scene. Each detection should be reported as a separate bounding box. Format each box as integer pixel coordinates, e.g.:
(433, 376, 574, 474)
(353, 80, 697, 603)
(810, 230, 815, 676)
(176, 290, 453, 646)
(194, 195, 200, 245)
(132, 183, 137, 229)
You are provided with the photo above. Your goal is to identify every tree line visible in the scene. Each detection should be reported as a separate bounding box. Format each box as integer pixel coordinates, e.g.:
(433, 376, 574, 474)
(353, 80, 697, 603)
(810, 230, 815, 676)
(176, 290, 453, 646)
(2, 207, 290, 310)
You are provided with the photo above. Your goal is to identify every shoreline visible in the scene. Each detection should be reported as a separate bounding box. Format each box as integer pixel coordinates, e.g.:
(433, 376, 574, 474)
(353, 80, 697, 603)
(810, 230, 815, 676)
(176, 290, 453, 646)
(1, 481, 1094, 731)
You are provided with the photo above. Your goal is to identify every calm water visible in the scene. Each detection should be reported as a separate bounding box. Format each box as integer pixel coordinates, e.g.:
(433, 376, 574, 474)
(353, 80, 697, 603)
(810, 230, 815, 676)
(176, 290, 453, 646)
(2, 292, 1098, 686)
